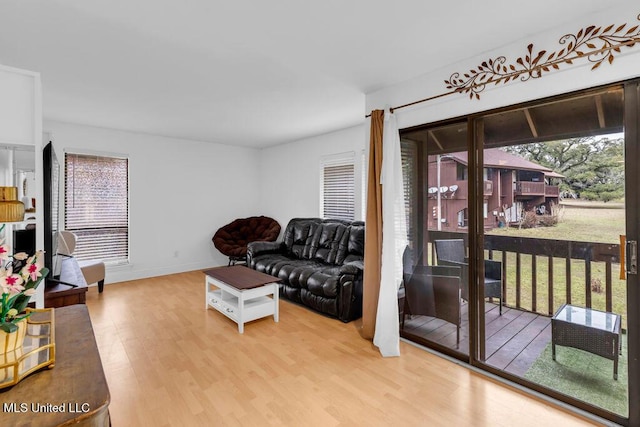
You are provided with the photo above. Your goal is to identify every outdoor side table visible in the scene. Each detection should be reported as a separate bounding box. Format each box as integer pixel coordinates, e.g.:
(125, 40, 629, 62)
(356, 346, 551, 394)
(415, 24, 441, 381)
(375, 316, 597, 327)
(551, 304, 622, 380)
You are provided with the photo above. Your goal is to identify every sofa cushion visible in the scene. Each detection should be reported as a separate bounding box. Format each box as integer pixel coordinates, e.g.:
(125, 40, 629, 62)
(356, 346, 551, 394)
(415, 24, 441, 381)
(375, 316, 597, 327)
(306, 271, 339, 298)
(282, 218, 319, 259)
(343, 222, 365, 264)
(311, 222, 350, 264)
(251, 254, 291, 275)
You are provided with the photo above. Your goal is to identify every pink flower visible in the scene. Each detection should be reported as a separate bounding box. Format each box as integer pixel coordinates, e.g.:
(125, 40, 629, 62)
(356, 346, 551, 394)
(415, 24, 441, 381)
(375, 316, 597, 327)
(0, 273, 25, 294)
(12, 252, 29, 261)
(22, 262, 42, 283)
(0, 245, 9, 261)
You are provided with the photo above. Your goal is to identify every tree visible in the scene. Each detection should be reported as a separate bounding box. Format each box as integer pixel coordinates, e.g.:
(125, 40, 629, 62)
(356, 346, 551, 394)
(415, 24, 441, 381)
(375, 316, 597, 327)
(505, 136, 624, 201)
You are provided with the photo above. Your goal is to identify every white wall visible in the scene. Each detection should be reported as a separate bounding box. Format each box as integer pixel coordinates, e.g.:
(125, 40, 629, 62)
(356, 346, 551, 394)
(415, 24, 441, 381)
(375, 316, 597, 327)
(258, 124, 366, 232)
(38, 4, 640, 286)
(263, 6, 640, 240)
(44, 120, 261, 283)
(367, 3, 640, 130)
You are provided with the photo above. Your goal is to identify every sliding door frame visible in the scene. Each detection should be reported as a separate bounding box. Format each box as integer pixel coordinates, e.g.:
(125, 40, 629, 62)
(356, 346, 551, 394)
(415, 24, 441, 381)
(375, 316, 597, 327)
(463, 80, 638, 426)
(400, 79, 640, 425)
(623, 79, 640, 426)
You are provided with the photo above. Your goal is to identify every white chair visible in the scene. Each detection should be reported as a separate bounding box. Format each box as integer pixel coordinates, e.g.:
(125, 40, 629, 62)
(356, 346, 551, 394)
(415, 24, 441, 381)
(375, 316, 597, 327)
(57, 230, 106, 293)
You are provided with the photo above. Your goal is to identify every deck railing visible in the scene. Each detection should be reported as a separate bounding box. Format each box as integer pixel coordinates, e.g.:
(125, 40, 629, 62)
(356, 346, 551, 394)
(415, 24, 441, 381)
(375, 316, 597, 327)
(515, 181, 545, 195)
(428, 231, 622, 318)
(545, 185, 560, 197)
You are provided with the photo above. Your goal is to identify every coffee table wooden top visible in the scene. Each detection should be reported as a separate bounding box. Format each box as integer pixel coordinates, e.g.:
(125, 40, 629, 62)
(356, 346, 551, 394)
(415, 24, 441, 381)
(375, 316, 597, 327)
(204, 265, 280, 290)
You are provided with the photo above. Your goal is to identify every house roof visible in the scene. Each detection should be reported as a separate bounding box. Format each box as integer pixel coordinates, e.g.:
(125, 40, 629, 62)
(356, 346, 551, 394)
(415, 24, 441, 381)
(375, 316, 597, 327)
(448, 148, 564, 177)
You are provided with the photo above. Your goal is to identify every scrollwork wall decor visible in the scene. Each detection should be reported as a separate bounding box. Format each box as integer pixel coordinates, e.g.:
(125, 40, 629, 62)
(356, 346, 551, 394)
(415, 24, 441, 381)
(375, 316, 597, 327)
(445, 14, 640, 100)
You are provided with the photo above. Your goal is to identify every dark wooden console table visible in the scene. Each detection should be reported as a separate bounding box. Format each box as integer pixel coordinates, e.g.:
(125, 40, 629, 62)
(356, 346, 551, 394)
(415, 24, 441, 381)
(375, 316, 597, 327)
(44, 256, 88, 308)
(0, 304, 110, 426)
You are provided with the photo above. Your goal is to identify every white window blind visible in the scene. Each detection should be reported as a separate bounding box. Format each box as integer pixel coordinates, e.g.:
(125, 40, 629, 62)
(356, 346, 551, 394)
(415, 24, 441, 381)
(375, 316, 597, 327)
(400, 139, 418, 248)
(64, 153, 129, 263)
(321, 153, 355, 221)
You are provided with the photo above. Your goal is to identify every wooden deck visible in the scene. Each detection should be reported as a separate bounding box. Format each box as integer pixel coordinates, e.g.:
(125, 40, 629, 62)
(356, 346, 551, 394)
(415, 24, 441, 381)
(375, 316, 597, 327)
(401, 302, 552, 376)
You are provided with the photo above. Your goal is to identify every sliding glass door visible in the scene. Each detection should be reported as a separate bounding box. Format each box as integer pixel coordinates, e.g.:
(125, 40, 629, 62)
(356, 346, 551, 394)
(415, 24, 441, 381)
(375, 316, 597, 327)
(478, 86, 630, 422)
(399, 81, 640, 425)
(400, 121, 470, 358)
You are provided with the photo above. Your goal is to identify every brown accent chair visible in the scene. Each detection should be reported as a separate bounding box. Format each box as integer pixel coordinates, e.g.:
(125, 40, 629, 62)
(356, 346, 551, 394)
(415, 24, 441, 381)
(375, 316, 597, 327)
(212, 216, 281, 265)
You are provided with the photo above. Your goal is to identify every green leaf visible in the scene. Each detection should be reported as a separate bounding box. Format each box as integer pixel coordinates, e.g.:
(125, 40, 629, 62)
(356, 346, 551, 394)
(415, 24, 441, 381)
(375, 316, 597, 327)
(0, 322, 17, 333)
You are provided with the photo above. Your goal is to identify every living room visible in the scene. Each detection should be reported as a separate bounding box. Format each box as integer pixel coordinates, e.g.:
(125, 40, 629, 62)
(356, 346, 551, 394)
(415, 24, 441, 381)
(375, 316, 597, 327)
(2, 1, 640, 426)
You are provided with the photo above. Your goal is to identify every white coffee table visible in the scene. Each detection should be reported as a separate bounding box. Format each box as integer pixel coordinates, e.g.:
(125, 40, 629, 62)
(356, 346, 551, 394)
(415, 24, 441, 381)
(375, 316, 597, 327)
(204, 265, 279, 333)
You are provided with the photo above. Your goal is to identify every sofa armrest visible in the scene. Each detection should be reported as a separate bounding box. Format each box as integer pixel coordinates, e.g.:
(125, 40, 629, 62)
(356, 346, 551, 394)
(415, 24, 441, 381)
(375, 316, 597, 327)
(338, 261, 364, 322)
(340, 260, 364, 275)
(247, 241, 283, 257)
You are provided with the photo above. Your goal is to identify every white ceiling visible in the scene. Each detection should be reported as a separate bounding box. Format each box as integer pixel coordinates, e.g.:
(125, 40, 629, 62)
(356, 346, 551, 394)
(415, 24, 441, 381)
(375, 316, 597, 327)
(0, 1, 619, 148)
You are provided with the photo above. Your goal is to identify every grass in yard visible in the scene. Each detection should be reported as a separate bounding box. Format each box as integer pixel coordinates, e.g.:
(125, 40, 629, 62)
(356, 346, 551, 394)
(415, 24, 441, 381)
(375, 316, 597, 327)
(524, 333, 628, 417)
(488, 201, 625, 244)
(486, 201, 628, 327)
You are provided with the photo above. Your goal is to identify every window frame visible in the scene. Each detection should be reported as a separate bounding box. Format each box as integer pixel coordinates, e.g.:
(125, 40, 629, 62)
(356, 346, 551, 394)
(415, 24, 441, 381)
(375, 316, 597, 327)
(63, 149, 130, 265)
(320, 151, 356, 221)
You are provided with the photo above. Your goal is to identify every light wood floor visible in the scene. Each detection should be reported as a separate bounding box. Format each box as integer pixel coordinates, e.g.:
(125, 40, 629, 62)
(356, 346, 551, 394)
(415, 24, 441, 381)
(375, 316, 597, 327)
(85, 271, 602, 426)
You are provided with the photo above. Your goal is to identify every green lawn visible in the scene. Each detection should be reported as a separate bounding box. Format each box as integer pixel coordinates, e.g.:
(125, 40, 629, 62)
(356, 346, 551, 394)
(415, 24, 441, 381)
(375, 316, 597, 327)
(486, 201, 628, 326)
(525, 334, 628, 416)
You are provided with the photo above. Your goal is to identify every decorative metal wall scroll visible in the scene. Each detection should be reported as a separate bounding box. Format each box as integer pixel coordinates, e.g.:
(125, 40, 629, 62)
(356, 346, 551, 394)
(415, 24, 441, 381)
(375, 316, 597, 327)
(445, 14, 640, 100)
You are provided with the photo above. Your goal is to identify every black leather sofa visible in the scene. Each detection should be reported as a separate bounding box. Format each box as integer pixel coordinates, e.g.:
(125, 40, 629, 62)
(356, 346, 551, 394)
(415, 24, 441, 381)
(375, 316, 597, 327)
(247, 218, 364, 322)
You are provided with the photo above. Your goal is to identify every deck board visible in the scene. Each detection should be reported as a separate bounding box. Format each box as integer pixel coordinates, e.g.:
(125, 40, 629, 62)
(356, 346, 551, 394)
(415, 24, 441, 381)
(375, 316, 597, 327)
(401, 302, 552, 377)
(505, 324, 551, 376)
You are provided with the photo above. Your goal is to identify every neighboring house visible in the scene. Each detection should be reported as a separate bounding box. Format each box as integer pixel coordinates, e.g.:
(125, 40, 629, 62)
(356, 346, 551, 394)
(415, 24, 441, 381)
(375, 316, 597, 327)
(426, 148, 563, 231)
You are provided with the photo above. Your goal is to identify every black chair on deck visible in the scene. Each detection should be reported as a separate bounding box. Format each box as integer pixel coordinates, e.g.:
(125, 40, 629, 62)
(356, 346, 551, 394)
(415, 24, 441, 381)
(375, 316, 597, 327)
(434, 239, 503, 315)
(402, 247, 462, 347)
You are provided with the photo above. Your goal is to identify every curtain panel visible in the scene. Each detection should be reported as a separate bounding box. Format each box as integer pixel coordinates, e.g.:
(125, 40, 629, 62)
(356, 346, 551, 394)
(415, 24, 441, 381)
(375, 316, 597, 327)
(361, 110, 384, 340)
(373, 112, 407, 356)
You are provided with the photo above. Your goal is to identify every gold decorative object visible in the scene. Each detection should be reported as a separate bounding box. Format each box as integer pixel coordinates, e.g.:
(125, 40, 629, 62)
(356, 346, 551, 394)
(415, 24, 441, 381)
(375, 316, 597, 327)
(0, 318, 27, 354)
(0, 308, 55, 387)
(0, 186, 24, 222)
(445, 14, 640, 100)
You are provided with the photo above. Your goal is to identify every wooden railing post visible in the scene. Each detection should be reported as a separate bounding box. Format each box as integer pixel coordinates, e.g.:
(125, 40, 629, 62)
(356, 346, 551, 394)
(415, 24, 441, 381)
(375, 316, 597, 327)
(502, 251, 508, 307)
(606, 262, 613, 313)
(585, 257, 592, 308)
(548, 255, 554, 316)
(516, 252, 521, 309)
(566, 241, 572, 305)
(531, 254, 537, 312)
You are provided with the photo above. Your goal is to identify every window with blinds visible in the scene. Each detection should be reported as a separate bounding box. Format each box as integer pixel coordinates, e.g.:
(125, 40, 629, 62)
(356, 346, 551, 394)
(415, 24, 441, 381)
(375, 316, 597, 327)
(320, 153, 355, 221)
(401, 139, 418, 248)
(64, 153, 129, 263)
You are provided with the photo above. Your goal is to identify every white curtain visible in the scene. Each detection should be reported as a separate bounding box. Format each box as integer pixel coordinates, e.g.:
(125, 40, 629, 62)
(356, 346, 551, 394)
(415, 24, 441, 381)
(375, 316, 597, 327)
(373, 110, 408, 357)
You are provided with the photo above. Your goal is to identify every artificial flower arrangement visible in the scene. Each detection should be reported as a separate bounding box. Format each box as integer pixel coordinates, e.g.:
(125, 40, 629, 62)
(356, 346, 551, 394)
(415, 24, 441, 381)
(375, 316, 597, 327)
(0, 226, 48, 334)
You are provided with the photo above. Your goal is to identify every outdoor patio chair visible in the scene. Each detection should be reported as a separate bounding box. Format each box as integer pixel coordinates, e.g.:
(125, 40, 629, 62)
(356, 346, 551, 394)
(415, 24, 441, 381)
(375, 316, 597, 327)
(402, 246, 462, 347)
(434, 239, 503, 315)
